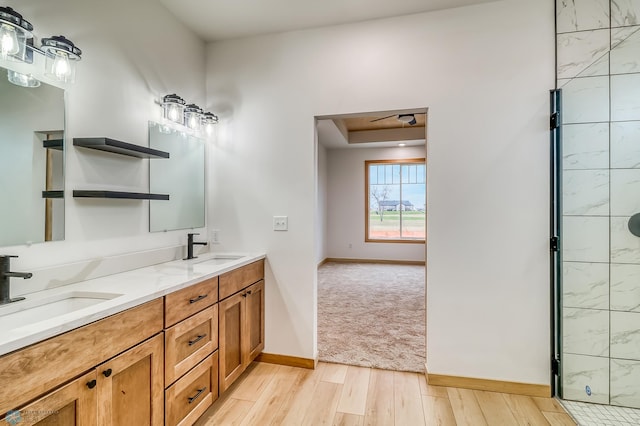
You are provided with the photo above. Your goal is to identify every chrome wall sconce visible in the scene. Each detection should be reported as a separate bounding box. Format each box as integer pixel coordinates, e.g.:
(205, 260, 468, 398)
(0, 6, 82, 86)
(161, 94, 218, 136)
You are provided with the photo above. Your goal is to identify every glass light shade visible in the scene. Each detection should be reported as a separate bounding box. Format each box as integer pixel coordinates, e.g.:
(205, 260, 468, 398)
(184, 104, 203, 132)
(44, 50, 76, 83)
(0, 24, 19, 58)
(0, 5, 33, 63)
(202, 112, 218, 136)
(41, 35, 82, 83)
(162, 94, 186, 124)
(7, 69, 40, 87)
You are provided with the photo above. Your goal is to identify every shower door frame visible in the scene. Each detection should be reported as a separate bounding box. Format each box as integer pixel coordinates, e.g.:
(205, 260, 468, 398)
(550, 88, 562, 398)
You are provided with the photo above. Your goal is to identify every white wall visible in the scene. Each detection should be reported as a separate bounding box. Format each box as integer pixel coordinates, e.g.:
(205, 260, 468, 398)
(316, 142, 328, 264)
(2, 0, 206, 274)
(326, 146, 426, 261)
(207, 0, 554, 384)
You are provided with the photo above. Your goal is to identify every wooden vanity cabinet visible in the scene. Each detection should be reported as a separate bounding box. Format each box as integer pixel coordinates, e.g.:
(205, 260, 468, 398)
(5, 370, 98, 425)
(163, 277, 219, 426)
(0, 300, 165, 426)
(218, 260, 265, 393)
(0, 257, 265, 426)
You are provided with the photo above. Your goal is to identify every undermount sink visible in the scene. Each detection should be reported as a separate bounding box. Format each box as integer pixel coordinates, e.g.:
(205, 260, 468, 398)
(0, 291, 123, 330)
(192, 255, 244, 266)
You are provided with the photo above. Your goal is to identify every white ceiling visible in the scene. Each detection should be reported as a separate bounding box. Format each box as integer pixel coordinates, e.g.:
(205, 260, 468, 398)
(159, 0, 497, 41)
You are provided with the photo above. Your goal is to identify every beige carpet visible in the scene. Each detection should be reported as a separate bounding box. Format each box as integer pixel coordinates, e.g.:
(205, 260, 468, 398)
(317, 262, 426, 373)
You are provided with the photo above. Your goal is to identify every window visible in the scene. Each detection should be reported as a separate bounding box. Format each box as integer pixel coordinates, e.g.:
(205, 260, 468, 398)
(365, 159, 426, 243)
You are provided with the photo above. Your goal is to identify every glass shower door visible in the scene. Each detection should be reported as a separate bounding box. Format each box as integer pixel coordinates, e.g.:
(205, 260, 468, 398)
(557, 23, 640, 409)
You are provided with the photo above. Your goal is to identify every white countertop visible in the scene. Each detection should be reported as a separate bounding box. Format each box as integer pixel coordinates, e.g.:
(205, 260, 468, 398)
(0, 252, 266, 357)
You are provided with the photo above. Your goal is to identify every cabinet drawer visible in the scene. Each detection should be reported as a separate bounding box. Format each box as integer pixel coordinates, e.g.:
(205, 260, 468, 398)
(219, 259, 264, 300)
(165, 352, 218, 426)
(165, 276, 218, 327)
(165, 305, 218, 386)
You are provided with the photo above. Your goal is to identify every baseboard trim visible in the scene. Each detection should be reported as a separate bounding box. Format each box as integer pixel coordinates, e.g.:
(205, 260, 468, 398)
(323, 257, 425, 266)
(255, 353, 317, 369)
(427, 374, 551, 398)
(318, 258, 330, 267)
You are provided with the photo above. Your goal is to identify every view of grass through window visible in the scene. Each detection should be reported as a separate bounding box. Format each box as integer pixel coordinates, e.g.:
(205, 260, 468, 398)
(366, 159, 426, 242)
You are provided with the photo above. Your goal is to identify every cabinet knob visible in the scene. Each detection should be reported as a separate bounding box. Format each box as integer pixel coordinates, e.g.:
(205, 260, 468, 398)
(86, 379, 97, 389)
(103, 368, 112, 377)
(242, 292, 248, 298)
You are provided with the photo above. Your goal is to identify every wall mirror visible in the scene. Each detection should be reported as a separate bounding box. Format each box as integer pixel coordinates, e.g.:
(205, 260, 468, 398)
(0, 64, 65, 247)
(149, 122, 205, 232)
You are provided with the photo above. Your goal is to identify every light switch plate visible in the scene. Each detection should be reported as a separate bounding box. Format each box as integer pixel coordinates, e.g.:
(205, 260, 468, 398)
(273, 216, 288, 231)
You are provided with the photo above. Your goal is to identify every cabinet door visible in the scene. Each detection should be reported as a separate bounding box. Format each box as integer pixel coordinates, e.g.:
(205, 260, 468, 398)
(218, 292, 245, 393)
(245, 279, 265, 363)
(5, 370, 97, 425)
(96, 333, 164, 426)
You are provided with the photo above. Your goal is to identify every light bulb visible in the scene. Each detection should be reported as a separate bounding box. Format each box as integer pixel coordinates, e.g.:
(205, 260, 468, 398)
(0, 24, 19, 58)
(52, 51, 71, 81)
(168, 105, 180, 122)
(205, 123, 214, 136)
(189, 115, 199, 130)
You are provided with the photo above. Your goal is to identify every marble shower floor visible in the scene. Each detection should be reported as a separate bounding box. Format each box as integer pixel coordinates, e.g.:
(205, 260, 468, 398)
(562, 400, 640, 425)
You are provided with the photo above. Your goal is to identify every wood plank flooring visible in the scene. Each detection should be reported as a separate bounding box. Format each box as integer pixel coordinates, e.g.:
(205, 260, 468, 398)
(195, 362, 576, 426)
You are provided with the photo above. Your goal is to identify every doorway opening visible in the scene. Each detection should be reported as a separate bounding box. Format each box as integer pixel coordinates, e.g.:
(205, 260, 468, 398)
(315, 108, 427, 372)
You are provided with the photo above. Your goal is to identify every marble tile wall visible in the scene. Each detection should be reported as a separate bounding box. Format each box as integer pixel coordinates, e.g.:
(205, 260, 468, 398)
(558, 0, 640, 409)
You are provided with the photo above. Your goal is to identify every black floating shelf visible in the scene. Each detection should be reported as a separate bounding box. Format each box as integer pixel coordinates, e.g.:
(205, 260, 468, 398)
(73, 191, 169, 200)
(73, 137, 169, 159)
(42, 190, 64, 199)
(43, 139, 63, 151)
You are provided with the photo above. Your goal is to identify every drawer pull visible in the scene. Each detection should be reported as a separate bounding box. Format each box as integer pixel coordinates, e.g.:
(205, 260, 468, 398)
(241, 292, 248, 298)
(247, 290, 252, 295)
(188, 387, 207, 404)
(189, 294, 208, 304)
(86, 380, 97, 389)
(188, 334, 207, 346)
(102, 368, 112, 377)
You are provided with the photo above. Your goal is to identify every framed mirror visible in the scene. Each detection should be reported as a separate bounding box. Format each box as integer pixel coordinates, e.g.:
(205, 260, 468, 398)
(149, 122, 205, 232)
(0, 65, 65, 247)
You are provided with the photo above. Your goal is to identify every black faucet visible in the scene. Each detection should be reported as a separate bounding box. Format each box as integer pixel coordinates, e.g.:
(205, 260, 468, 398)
(1, 255, 32, 306)
(185, 233, 208, 260)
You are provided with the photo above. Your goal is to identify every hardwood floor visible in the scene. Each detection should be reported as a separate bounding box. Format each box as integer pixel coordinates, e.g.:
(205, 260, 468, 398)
(195, 362, 576, 425)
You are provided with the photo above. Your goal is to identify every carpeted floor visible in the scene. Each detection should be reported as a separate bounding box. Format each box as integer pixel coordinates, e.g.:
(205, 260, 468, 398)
(317, 262, 426, 373)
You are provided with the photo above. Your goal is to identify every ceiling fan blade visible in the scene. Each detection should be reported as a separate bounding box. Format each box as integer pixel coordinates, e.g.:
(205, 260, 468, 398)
(370, 114, 396, 123)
